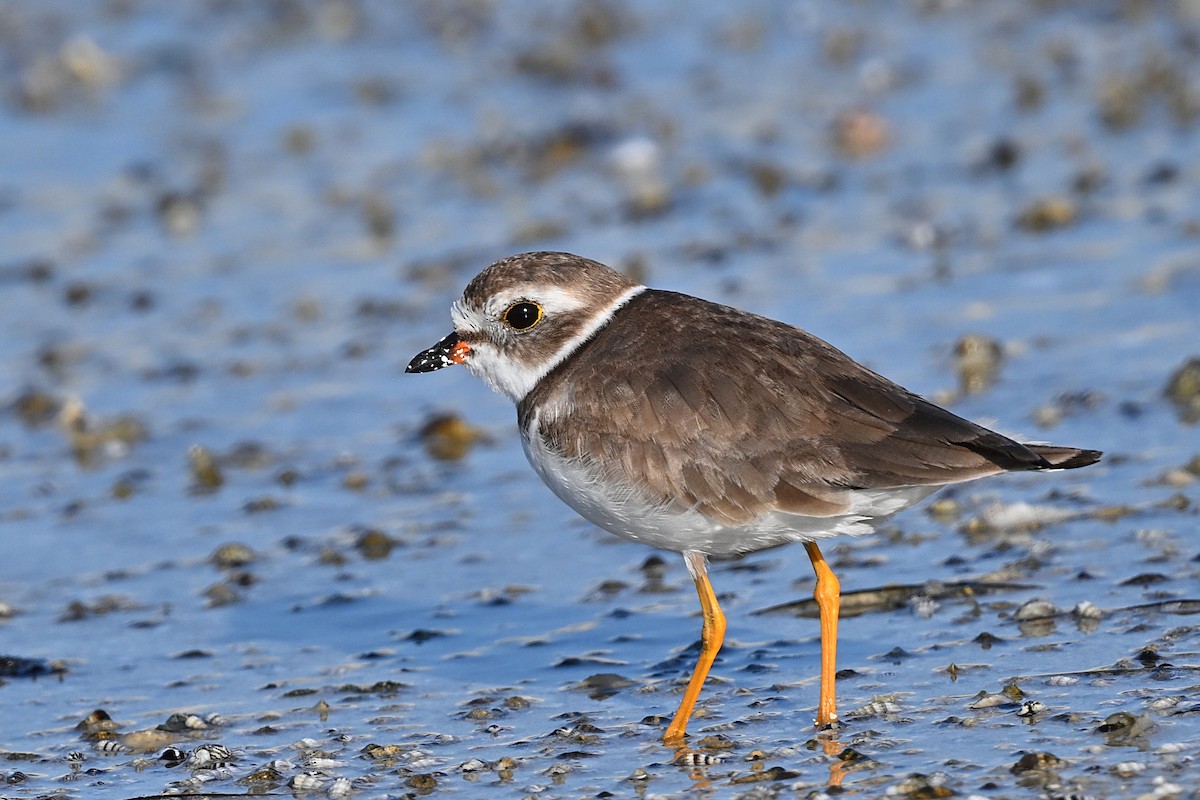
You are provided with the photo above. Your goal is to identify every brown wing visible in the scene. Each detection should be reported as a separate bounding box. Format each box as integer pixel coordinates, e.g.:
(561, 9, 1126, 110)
(519, 290, 1100, 526)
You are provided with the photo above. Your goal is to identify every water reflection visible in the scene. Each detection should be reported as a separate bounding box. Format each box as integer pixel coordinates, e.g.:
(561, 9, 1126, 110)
(667, 726, 850, 790)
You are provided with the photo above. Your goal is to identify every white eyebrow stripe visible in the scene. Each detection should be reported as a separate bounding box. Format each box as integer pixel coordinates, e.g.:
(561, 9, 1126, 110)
(512, 285, 588, 315)
(453, 285, 592, 331)
(460, 283, 647, 403)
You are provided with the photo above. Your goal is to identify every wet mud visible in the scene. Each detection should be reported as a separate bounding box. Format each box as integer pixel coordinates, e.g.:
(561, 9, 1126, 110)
(1, 1, 1198, 798)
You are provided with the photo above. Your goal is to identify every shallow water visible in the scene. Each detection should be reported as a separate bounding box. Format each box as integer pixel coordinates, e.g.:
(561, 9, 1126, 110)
(1, 1, 1198, 798)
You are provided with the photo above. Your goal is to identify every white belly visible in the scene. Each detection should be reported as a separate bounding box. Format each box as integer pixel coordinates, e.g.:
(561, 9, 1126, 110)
(520, 420, 936, 558)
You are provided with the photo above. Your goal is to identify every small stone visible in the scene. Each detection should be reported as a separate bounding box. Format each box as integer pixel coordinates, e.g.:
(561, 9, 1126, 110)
(362, 743, 404, 760)
(1010, 751, 1062, 774)
(969, 691, 1012, 710)
(954, 334, 1004, 395)
(1147, 696, 1182, 712)
(1016, 196, 1076, 231)
(1016, 700, 1047, 717)
(211, 543, 256, 569)
(158, 713, 208, 732)
(362, 192, 395, 242)
(674, 750, 721, 766)
(203, 582, 242, 607)
(156, 191, 204, 237)
(973, 632, 1003, 649)
(327, 776, 353, 798)
(1111, 760, 1146, 778)
(342, 470, 369, 491)
(289, 772, 325, 791)
(189, 445, 224, 491)
(927, 498, 960, 522)
(845, 697, 902, 719)
(240, 765, 284, 786)
(243, 496, 280, 513)
(1097, 711, 1153, 745)
(283, 125, 316, 154)
(405, 773, 438, 790)
(887, 772, 954, 797)
(419, 413, 485, 460)
(746, 162, 787, 197)
(12, 389, 62, 427)
(355, 528, 396, 560)
(1164, 357, 1200, 423)
(1014, 599, 1060, 621)
(1099, 75, 1142, 130)
(831, 108, 889, 158)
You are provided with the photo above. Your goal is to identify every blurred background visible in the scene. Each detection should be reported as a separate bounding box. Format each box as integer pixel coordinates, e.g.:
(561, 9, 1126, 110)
(1, 1, 1198, 797)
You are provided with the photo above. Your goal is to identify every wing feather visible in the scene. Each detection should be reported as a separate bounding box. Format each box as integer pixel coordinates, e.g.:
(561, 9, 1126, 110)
(519, 290, 1096, 527)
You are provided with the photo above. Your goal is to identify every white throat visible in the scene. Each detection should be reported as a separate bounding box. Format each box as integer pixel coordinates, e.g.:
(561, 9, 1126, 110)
(465, 284, 646, 403)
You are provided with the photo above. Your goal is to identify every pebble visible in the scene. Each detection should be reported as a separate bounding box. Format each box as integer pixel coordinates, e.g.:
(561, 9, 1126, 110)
(190, 743, 235, 768)
(965, 502, 1075, 534)
(846, 698, 903, 719)
(969, 692, 1012, 710)
(1164, 357, 1200, 423)
(831, 108, 890, 157)
(290, 771, 326, 791)
(1009, 751, 1063, 773)
(1016, 195, 1077, 231)
(326, 776, 353, 798)
(1148, 696, 1182, 712)
(1014, 599, 1060, 621)
(188, 444, 224, 491)
(1016, 700, 1047, 717)
(1112, 760, 1146, 777)
(419, 413, 486, 460)
(210, 543, 256, 569)
(954, 334, 1004, 395)
(674, 751, 721, 766)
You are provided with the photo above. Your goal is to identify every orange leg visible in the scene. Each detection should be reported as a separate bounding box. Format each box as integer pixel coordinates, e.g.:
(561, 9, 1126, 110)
(663, 551, 727, 744)
(804, 541, 841, 726)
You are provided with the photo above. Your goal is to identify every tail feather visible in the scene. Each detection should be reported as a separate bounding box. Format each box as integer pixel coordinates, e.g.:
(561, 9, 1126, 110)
(1026, 445, 1102, 470)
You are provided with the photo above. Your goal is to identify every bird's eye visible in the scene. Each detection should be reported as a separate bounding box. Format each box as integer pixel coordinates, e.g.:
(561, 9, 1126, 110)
(501, 301, 542, 331)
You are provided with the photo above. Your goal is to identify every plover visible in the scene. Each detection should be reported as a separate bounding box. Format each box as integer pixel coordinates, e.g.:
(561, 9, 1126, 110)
(407, 251, 1100, 742)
